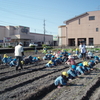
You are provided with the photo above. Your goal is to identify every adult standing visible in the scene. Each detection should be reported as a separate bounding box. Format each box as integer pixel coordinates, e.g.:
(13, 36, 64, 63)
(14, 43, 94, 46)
(79, 41, 86, 61)
(14, 42, 24, 70)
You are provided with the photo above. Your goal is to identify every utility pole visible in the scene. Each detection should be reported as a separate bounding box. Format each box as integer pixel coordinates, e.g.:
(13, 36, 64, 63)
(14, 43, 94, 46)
(43, 19, 45, 44)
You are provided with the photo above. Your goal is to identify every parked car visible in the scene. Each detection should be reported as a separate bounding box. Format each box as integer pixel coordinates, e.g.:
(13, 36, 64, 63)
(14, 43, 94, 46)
(29, 43, 38, 47)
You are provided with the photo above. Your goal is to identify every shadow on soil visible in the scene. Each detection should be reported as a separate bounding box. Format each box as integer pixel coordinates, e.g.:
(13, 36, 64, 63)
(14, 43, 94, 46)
(81, 77, 100, 100)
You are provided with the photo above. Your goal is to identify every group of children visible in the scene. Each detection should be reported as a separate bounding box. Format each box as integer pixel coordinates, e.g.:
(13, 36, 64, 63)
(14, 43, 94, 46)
(1, 54, 41, 67)
(43, 50, 70, 67)
(54, 49, 100, 88)
(0, 48, 100, 89)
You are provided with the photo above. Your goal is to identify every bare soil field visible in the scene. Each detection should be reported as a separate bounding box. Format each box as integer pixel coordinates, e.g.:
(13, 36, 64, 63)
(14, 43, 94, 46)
(0, 51, 100, 100)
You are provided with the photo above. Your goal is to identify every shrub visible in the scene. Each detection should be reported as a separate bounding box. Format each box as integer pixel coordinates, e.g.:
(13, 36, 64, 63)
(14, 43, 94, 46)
(30, 45, 35, 48)
(42, 44, 47, 48)
(46, 46, 53, 49)
(8, 45, 13, 48)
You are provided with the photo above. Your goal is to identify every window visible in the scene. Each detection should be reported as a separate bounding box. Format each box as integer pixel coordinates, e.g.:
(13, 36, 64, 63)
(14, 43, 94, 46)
(89, 16, 95, 20)
(89, 38, 93, 45)
(96, 28, 99, 32)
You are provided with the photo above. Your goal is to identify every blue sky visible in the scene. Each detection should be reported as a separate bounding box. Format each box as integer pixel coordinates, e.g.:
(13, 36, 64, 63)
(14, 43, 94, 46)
(0, 0, 100, 35)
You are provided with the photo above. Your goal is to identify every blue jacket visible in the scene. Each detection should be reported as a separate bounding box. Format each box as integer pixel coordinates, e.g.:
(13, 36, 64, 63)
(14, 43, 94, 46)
(45, 63, 54, 67)
(76, 66, 84, 74)
(54, 76, 67, 86)
(67, 69, 77, 77)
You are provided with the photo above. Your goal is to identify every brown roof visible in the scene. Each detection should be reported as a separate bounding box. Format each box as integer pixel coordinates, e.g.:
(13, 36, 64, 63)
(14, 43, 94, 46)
(63, 12, 88, 24)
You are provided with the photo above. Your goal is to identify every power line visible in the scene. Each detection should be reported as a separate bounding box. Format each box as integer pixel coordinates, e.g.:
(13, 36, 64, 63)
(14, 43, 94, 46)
(0, 6, 60, 27)
(0, 7, 43, 20)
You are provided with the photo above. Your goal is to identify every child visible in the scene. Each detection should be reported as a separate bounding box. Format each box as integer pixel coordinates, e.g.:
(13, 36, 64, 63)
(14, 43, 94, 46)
(94, 56, 100, 64)
(23, 56, 32, 65)
(43, 54, 48, 60)
(65, 55, 76, 65)
(76, 48, 79, 55)
(51, 55, 57, 66)
(37, 56, 41, 62)
(9, 58, 17, 67)
(88, 60, 95, 70)
(55, 53, 59, 58)
(7, 57, 13, 64)
(43, 47, 47, 53)
(2, 54, 8, 65)
(45, 60, 54, 67)
(62, 55, 68, 62)
(87, 51, 93, 59)
(78, 53, 82, 59)
(32, 57, 38, 65)
(55, 55, 63, 65)
(54, 72, 69, 88)
(76, 63, 84, 76)
(82, 61, 90, 73)
(67, 65, 78, 80)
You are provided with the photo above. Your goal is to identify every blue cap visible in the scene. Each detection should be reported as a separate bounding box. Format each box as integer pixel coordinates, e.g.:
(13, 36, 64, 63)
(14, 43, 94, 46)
(78, 63, 83, 66)
(68, 53, 71, 55)
(71, 65, 76, 70)
(13, 58, 17, 61)
(60, 55, 63, 57)
(51, 56, 54, 58)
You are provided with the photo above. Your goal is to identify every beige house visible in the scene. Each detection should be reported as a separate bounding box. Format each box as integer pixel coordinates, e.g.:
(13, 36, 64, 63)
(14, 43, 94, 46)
(0, 25, 53, 47)
(58, 10, 100, 46)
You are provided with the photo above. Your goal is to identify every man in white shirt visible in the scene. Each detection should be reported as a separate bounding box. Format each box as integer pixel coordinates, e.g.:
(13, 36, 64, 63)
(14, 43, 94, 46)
(14, 42, 24, 70)
(79, 42, 86, 61)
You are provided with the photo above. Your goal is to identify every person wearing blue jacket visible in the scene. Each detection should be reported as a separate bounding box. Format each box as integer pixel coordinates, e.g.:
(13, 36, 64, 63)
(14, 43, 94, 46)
(51, 56, 57, 66)
(45, 60, 54, 67)
(82, 61, 91, 73)
(54, 72, 69, 88)
(76, 63, 84, 76)
(43, 54, 49, 60)
(94, 56, 100, 64)
(88, 60, 95, 70)
(67, 65, 78, 79)
(2, 54, 8, 65)
(87, 51, 93, 59)
(55, 55, 63, 65)
(9, 58, 17, 67)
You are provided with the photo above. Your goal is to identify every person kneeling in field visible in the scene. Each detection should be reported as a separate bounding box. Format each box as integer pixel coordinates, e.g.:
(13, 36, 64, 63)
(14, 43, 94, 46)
(82, 61, 91, 73)
(2, 54, 9, 65)
(55, 55, 63, 65)
(45, 60, 54, 67)
(94, 56, 100, 64)
(76, 63, 84, 76)
(54, 72, 69, 88)
(65, 55, 76, 65)
(88, 60, 95, 70)
(9, 58, 17, 67)
(67, 65, 78, 80)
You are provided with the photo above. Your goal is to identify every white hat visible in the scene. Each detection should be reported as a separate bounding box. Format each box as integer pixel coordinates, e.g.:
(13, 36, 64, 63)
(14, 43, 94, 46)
(68, 55, 72, 59)
(19, 42, 23, 45)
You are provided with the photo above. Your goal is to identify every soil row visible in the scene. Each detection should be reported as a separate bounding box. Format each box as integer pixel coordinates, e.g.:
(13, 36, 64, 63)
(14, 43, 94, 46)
(0, 58, 81, 100)
(0, 52, 100, 100)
